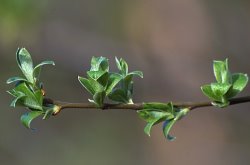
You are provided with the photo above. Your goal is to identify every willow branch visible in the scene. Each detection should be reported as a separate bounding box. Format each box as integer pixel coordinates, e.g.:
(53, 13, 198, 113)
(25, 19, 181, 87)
(43, 96, 250, 115)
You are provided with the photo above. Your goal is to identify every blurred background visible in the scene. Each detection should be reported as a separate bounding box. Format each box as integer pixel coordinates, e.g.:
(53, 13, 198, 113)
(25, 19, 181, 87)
(1, 0, 250, 164)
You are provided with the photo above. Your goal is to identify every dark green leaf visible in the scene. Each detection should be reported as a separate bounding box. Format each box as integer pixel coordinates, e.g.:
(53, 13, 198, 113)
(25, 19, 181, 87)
(21, 111, 43, 129)
(16, 48, 34, 83)
(93, 91, 106, 107)
(14, 83, 43, 110)
(226, 73, 249, 98)
(97, 72, 109, 87)
(106, 73, 122, 95)
(108, 89, 128, 103)
(6, 77, 28, 84)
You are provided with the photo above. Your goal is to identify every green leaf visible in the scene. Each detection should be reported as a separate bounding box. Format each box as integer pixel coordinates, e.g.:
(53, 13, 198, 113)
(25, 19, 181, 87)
(213, 59, 231, 83)
(16, 48, 34, 83)
(78, 76, 95, 95)
(162, 108, 189, 141)
(9, 92, 26, 107)
(6, 77, 28, 84)
(138, 109, 174, 123)
(143, 102, 174, 113)
(162, 119, 176, 141)
(96, 72, 109, 87)
(211, 83, 231, 97)
(13, 83, 43, 110)
(201, 84, 221, 101)
(21, 111, 43, 129)
(42, 108, 54, 120)
(33, 61, 55, 82)
(87, 70, 106, 80)
(93, 91, 106, 107)
(143, 116, 167, 136)
(116, 58, 128, 75)
(106, 73, 122, 95)
(226, 73, 249, 98)
(128, 71, 143, 78)
(108, 89, 129, 103)
(90, 56, 109, 72)
(115, 57, 122, 71)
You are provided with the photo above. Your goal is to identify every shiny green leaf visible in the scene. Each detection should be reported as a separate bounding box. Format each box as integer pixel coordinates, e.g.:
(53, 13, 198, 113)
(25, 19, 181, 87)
(211, 83, 231, 97)
(93, 91, 106, 107)
(78, 76, 95, 95)
(226, 73, 249, 98)
(87, 70, 106, 80)
(128, 71, 143, 78)
(213, 59, 231, 83)
(21, 111, 43, 129)
(201, 84, 221, 101)
(33, 61, 55, 82)
(90, 56, 109, 72)
(6, 77, 28, 84)
(108, 89, 128, 103)
(16, 48, 34, 83)
(106, 73, 122, 95)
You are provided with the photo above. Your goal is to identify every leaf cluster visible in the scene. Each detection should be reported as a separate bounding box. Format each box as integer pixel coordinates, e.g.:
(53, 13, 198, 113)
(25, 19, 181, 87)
(137, 102, 189, 140)
(78, 57, 143, 107)
(6, 48, 56, 128)
(201, 59, 248, 107)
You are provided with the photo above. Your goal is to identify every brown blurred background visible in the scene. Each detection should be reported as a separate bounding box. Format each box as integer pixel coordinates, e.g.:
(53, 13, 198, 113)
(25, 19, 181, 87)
(1, 0, 250, 164)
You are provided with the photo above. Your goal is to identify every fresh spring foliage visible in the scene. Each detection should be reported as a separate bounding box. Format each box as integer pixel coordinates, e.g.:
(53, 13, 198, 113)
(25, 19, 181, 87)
(7, 48, 56, 129)
(201, 59, 248, 107)
(6, 49, 249, 141)
(78, 57, 143, 107)
(138, 102, 189, 141)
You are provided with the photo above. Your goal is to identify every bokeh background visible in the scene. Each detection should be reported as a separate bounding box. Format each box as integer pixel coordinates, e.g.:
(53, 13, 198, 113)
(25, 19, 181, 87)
(1, 0, 250, 164)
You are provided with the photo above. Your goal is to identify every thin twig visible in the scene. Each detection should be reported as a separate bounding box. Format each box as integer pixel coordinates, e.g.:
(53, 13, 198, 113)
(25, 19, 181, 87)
(43, 96, 250, 115)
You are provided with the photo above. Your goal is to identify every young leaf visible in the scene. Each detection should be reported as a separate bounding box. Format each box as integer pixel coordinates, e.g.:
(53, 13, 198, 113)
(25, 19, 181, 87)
(211, 83, 231, 97)
(143, 102, 174, 113)
(162, 108, 189, 141)
(78, 76, 95, 95)
(9, 92, 26, 107)
(96, 72, 109, 87)
(90, 56, 109, 72)
(33, 61, 55, 82)
(6, 77, 28, 84)
(87, 70, 106, 80)
(213, 59, 231, 83)
(138, 110, 174, 123)
(128, 71, 143, 78)
(108, 89, 128, 103)
(201, 84, 221, 101)
(106, 73, 122, 95)
(13, 82, 43, 110)
(16, 48, 34, 83)
(226, 73, 249, 98)
(21, 111, 43, 129)
(93, 91, 106, 107)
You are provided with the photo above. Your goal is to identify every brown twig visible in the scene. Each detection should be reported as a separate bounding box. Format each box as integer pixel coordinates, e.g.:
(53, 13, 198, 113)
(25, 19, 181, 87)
(43, 96, 250, 115)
